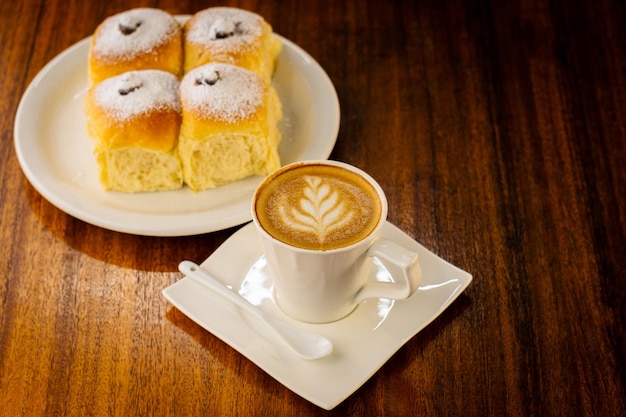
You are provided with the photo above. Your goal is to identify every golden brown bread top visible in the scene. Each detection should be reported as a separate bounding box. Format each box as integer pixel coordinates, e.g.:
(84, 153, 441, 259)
(179, 63, 273, 139)
(88, 8, 183, 85)
(183, 7, 277, 77)
(85, 70, 181, 152)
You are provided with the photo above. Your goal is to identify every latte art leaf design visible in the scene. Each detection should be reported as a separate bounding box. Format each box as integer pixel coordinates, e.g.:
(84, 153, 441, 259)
(279, 176, 355, 242)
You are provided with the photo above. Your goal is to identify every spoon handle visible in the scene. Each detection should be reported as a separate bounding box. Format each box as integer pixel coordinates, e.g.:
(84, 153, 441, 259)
(177, 260, 334, 360)
(178, 260, 264, 320)
(178, 261, 333, 360)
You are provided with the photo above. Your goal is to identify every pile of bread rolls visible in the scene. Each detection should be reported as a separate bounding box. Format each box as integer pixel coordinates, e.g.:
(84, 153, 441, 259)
(84, 7, 283, 192)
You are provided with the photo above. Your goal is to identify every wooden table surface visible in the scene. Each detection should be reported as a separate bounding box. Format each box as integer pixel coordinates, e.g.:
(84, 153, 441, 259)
(1, 0, 624, 415)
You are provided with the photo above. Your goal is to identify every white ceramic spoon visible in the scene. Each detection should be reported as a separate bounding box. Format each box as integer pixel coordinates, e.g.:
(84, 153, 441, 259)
(178, 260, 334, 360)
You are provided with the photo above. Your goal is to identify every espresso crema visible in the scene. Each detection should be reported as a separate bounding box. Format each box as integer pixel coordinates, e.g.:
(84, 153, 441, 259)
(254, 163, 383, 250)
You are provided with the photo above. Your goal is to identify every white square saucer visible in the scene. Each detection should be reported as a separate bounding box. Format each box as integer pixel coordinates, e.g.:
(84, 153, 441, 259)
(162, 221, 472, 410)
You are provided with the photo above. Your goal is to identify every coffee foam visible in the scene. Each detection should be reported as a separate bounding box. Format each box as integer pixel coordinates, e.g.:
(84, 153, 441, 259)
(255, 164, 382, 250)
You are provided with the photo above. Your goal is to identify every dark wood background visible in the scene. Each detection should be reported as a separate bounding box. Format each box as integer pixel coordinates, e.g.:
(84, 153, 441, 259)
(1, 0, 624, 415)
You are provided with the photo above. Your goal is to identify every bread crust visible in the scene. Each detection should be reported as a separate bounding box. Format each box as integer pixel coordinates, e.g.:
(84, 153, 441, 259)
(183, 7, 281, 81)
(88, 8, 182, 85)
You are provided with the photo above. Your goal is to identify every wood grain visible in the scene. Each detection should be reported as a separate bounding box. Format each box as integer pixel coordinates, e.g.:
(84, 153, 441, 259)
(1, 0, 624, 415)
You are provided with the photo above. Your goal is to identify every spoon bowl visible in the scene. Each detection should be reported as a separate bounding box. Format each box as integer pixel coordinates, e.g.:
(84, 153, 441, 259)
(178, 260, 333, 360)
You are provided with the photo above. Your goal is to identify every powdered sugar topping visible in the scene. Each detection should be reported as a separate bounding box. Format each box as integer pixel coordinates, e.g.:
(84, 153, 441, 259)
(180, 63, 264, 122)
(185, 7, 264, 52)
(92, 8, 179, 62)
(94, 70, 180, 122)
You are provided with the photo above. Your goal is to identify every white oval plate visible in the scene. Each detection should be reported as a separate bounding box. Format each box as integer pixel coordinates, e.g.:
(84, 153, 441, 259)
(14, 31, 339, 236)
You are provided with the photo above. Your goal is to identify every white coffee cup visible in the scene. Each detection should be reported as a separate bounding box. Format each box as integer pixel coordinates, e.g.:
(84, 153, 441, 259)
(251, 160, 422, 323)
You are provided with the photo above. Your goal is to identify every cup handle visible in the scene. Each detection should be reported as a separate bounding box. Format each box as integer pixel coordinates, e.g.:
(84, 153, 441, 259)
(354, 238, 423, 303)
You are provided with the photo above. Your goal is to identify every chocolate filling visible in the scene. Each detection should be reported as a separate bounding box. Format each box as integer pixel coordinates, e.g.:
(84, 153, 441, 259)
(195, 71, 221, 86)
(118, 84, 143, 95)
(118, 21, 142, 35)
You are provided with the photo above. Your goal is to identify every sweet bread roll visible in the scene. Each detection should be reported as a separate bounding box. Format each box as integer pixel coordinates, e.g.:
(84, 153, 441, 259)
(183, 7, 282, 82)
(85, 70, 183, 192)
(178, 63, 282, 191)
(88, 8, 182, 86)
